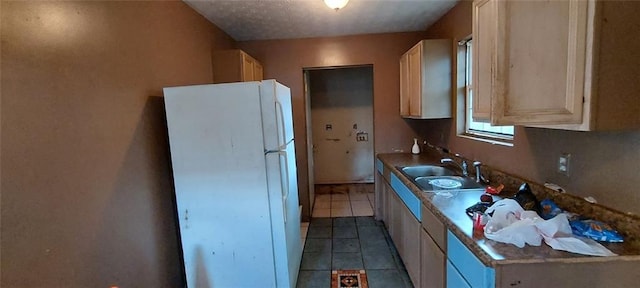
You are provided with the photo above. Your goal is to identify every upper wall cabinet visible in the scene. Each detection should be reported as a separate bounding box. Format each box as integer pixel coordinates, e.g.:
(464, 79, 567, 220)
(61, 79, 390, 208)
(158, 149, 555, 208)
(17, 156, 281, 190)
(400, 39, 452, 119)
(471, 0, 495, 122)
(473, 0, 640, 131)
(212, 49, 264, 83)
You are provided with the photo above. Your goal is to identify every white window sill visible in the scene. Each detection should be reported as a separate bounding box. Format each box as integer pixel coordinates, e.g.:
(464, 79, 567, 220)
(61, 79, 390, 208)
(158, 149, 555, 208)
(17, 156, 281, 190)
(457, 133, 514, 147)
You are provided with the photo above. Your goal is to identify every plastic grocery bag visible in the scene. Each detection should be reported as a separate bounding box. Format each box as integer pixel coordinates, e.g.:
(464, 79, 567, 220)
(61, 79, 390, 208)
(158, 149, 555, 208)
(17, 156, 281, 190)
(483, 199, 542, 248)
(483, 199, 616, 256)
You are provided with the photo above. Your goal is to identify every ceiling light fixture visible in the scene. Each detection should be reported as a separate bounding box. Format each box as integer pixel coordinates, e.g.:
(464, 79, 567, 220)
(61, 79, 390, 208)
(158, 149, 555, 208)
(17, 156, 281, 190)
(324, 0, 349, 11)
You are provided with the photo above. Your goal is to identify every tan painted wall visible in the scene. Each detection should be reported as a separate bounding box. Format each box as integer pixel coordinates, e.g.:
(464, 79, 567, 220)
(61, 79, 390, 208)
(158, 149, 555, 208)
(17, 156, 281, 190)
(238, 32, 429, 219)
(1, 1, 235, 286)
(419, 1, 640, 215)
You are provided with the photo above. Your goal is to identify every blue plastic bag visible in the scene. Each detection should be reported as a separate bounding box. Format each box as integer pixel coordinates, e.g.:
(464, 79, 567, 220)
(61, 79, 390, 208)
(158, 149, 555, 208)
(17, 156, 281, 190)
(540, 199, 624, 243)
(569, 219, 624, 243)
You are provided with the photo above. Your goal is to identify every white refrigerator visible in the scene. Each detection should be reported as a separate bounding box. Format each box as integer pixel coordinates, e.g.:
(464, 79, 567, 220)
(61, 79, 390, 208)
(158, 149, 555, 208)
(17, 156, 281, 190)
(163, 80, 302, 288)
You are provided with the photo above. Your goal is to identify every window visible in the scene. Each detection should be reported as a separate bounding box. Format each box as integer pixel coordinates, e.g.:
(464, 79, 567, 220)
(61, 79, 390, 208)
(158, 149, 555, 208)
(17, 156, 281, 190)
(463, 39, 514, 141)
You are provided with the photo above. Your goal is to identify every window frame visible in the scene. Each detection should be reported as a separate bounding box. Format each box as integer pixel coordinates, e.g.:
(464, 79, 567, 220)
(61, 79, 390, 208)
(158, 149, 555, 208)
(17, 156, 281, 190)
(459, 38, 514, 145)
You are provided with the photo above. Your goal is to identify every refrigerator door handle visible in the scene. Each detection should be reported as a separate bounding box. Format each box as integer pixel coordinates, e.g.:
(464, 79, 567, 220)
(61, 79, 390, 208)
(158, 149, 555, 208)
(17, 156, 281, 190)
(278, 150, 289, 223)
(265, 149, 290, 223)
(275, 101, 287, 147)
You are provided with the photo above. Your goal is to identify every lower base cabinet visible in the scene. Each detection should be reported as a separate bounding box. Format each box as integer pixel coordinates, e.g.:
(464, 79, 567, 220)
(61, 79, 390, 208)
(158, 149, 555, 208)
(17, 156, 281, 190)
(379, 171, 421, 287)
(389, 189, 403, 254)
(388, 186, 422, 287)
(376, 159, 640, 288)
(446, 260, 472, 288)
(447, 230, 495, 288)
(403, 205, 421, 287)
(375, 160, 386, 222)
(421, 228, 445, 288)
(383, 178, 393, 234)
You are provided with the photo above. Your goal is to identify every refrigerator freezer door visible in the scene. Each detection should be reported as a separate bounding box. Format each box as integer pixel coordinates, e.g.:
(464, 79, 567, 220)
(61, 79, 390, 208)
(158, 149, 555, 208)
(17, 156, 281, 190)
(275, 81, 295, 143)
(164, 83, 278, 288)
(260, 80, 295, 151)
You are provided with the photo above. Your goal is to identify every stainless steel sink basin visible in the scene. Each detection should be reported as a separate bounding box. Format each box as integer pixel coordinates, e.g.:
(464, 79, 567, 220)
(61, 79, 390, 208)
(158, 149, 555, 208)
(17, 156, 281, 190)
(414, 176, 484, 191)
(399, 165, 456, 178)
(398, 165, 486, 195)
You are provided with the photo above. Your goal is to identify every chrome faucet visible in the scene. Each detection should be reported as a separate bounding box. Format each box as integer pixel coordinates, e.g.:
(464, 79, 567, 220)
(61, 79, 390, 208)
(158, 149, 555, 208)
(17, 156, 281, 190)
(441, 158, 468, 177)
(473, 161, 490, 184)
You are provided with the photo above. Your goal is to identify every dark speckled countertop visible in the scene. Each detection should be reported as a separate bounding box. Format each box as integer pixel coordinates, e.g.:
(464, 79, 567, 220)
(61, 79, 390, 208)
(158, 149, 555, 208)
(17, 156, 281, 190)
(377, 153, 640, 267)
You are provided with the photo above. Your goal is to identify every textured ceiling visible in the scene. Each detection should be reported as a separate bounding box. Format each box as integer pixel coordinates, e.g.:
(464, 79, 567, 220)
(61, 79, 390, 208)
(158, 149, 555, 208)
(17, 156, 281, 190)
(184, 0, 459, 41)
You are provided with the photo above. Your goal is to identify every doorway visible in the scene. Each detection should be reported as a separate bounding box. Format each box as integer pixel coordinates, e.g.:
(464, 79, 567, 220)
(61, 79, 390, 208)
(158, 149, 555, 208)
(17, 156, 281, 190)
(304, 66, 375, 217)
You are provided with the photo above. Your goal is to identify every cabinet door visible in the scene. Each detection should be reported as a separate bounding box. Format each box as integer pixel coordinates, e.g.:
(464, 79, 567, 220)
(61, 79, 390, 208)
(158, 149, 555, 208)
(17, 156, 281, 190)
(472, 0, 495, 122)
(384, 180, 394, 236)
(375, 168, 388, 222)
(408, 44, 423, 117)
(421, 204, 446, 252)
(253, 62, 264, 81)
(400, 40, 452, 119)
(491, 0, 588, 125)
(242, 54, 255, 81)
(374, 172, 383, 221)
(384, 181, 392, 230)
(421, 229, 445, 288)
(390, 190, 404, 256)
(403, 208, 421, 288)
(447, 230, 495, 288)
(400, 53, 410, 116)
(446, 261, 471, 288)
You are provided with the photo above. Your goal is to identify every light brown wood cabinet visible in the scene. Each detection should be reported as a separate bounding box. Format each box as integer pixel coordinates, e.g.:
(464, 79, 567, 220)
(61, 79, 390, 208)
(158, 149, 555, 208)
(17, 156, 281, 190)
(213, 49, 264, 83)
(399, 39, 453, 119)
(383, 181, 392, 232)
(421, 204, 446, 288)
(377, 170, 421, 287)
(377, 173, 394, 237)
(473, 0, 640, 131)
(253, 62, 264, 81)
(402, 205, 421, 287)
(389, 190, 403, 255)
(384, 180, 421, 287)
(400, 52, 410, 116)
(471, 0, 494, 122)
(374, 170, 386, 222)
(421, 229, 445, 288)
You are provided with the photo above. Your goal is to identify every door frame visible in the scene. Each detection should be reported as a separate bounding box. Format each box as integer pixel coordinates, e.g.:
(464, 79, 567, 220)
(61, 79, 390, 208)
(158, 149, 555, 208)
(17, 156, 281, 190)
(302, 64, 376, 198)
(303, 70, 315, 217)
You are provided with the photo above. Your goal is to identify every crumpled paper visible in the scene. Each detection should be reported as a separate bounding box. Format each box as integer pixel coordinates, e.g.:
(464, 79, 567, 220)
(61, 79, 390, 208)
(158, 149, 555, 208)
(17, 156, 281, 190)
(483, 199, 616, 256)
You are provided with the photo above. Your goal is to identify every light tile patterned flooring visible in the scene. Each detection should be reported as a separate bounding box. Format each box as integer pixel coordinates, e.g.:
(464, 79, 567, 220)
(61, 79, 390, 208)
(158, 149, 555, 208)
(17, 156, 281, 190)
(312, 184, 375, 218)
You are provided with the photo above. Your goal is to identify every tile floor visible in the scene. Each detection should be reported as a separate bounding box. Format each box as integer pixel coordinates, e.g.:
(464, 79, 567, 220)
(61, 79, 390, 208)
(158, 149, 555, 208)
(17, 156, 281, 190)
(296, 217, 413, 288)
(298, 184, 412, 287)
(312, 184, 375, 218)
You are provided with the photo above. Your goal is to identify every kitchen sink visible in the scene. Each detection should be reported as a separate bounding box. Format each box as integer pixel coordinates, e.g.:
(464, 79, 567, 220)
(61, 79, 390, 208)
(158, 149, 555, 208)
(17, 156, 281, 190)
(414, 176, 484, 191)
(398, 165, 486, 194)
(399, 165, 456, 178)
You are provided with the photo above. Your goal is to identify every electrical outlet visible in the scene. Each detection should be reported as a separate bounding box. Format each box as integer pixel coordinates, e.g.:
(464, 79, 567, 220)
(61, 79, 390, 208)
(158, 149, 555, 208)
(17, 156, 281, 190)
(558, 153, 571, 176)
(356, 132, 368, 142)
